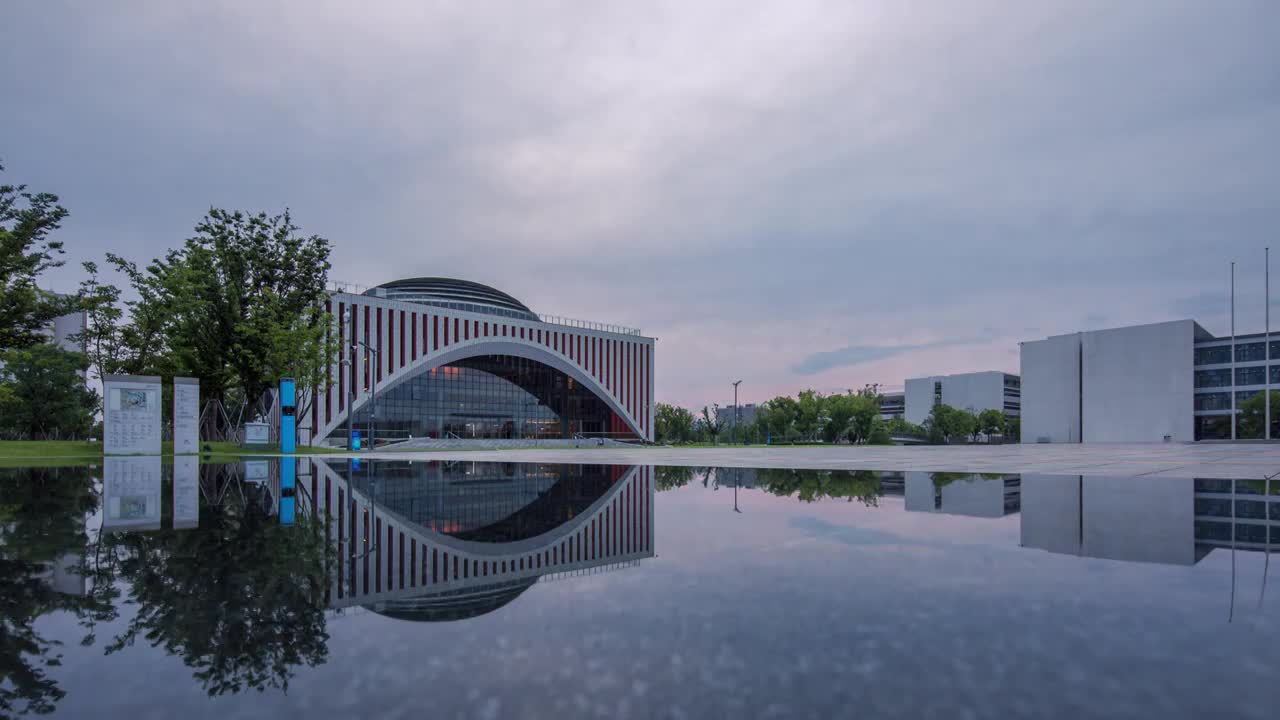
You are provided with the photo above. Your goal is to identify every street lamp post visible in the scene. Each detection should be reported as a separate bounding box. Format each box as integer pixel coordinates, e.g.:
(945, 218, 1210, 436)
(732, 380, 742, 445)
(343, 308, 381, 451)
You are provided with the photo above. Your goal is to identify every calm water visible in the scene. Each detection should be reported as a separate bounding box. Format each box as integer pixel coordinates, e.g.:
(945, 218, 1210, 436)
(3, 459, 1279, 719)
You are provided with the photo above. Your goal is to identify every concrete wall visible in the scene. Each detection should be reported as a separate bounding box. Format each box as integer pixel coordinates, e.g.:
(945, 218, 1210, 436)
(1080, 320, 1195, 443)
(1020, 333, 1081, 443)
(1020, 474, 1196, 565)
(50, 310, 86, 352)
(903, 378, 935, 425)
(1019, 474, 1083, 556)
(904, 371, 1008, 425)
(1081, 475, 1195, 565)
(903, 471, 935, 513)
(939, 476, 1008, 518)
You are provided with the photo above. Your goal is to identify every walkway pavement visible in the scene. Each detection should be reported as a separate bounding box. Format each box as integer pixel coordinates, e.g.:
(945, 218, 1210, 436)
(348, 443, 1280, 480)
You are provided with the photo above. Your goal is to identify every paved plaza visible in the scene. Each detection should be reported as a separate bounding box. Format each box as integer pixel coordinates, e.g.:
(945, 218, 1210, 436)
(356, 442, 1280, 480)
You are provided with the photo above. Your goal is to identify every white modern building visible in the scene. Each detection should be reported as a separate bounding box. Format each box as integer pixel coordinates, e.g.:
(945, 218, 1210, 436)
(1019, 318, 1277, 443)
(903, 371, 1021, 426)
(299, 277, 656, 447)
(877, 391, 904, 420)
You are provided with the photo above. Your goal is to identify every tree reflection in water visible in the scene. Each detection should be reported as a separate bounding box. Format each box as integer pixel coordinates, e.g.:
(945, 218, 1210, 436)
(100, 464, 332, 697)
(0, 463, 333, 717)
(0, 465, 115, 716)
(756, 468, 883, 506)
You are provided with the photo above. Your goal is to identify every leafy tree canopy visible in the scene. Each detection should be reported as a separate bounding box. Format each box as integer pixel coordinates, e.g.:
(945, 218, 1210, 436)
(0, 343, 98, 440)
(0, 162, 73, 350)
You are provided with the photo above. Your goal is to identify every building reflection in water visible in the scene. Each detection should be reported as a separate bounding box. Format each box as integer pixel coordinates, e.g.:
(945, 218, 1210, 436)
(313, 460, 655, 621)
(718, 466, 1276, 569)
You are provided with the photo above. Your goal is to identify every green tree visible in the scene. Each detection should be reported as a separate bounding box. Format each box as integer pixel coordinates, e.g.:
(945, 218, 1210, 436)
(795, 389, 824, 441)
(0, 162, 73, 350)
(822, 393, 857, 443)
(655, 403, 696, 444)
(1236, 391, 1280, 438)
(701, 404, 722, 445)
(847, 394, 880, 443)
(0, 343, 98, 439)
(867, 417, 892, 445)
(73, 260, 126, 397)
(886, 416, 926, 438)
(758, 395, 798, 443)
(976, 409, 1006, 441)
(923, 404, 977, 445)
(120, 209, 333, 408)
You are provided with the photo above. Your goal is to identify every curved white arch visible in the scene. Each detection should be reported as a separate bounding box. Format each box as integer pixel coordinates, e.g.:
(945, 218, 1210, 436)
(332, 338, 643, 440)
(334, 463, 640, 557)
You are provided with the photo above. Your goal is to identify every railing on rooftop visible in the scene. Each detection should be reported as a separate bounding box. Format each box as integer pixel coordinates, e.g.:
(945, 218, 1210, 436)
(327, 280, 643, 336)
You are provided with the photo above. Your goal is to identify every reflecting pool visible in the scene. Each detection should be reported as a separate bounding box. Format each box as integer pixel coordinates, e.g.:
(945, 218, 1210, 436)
(2, 460, 1278, 718)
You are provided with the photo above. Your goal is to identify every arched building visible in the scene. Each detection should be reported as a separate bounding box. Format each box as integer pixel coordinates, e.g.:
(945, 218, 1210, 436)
(300, 278, 655, 446)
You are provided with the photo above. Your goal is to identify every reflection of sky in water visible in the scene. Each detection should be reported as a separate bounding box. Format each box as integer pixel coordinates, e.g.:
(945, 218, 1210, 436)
(34, 469, 1280, 719)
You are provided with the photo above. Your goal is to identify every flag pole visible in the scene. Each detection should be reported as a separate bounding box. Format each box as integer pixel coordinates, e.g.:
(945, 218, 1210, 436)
(1231, 261, 1236, 441)
(1267, 247, 1271, 441)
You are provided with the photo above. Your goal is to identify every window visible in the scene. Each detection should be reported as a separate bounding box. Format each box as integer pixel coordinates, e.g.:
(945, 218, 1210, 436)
(1195, 369, 1232, 388)
(1236, 366, 1266, 386)
(1194, 345, 1232, 366)
(1236, 342, 1267, 363)
(1236, 389, 1261, 403)
(1194, 393, 1231, 411)
(333, 354, 632, 442)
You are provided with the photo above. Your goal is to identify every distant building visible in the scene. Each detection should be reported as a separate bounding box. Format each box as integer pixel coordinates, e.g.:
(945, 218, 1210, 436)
(902, 371, 1021, 426)
(1018, 318, 1259, 443)
(878, 391, 904, 420)
(50, 307, 86, 353)
(719, 403, 757, 432)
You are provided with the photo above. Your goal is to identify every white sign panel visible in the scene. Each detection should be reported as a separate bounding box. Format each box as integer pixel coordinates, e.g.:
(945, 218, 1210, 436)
(103, 374, 162, 455)
(103, 455, 162, 532)
(173, 455, 200, 529)
(244, 460, 271, 483)
(244, 422, 271, 446)
(173, 377, 200, 455)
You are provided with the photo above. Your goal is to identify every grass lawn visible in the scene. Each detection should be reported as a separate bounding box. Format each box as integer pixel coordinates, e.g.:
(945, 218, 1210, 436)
(0, 439, 348, 466)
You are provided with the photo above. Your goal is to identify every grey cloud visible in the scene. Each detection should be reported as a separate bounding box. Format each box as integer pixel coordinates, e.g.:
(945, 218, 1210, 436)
(1, 1, 1277, 406)
(790, 337, 989, 376)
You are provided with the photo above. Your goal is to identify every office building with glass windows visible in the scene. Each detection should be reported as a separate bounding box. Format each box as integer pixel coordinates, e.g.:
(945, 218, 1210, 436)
(902, 371, 1021, 426)
(1021, 318, 1280, 442)
(298, 278, 655, 447)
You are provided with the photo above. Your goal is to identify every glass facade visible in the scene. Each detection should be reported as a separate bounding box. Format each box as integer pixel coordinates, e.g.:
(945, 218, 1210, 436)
(342, 461, 626, 542)
(1193, 478, 1280, 545)
(1193, 345, 1232, 365)
(1236, 366, 1266, 386)
(1194, 415, 1231, 440)
(1235, 341, 1267, 362)
(333, 355, 629, 443)
(1194, 393, 1231, 411)
(1194, 368, 1232, 388)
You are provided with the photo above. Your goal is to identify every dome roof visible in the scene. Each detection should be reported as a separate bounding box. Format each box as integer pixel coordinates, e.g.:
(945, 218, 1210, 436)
(372, 277, 538, 321)
(366, 577, 536, 622)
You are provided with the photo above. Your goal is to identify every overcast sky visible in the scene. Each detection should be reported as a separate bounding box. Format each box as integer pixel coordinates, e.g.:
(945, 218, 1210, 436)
(4, 1, 1278, 408)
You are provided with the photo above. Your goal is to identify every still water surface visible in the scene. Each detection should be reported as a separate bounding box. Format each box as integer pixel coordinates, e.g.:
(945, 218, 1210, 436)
(3, 459, 1278, 719)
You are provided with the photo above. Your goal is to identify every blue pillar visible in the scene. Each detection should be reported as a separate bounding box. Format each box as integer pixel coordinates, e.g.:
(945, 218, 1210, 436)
(279, 455, 296, 525)
(280, 378, 296, 454)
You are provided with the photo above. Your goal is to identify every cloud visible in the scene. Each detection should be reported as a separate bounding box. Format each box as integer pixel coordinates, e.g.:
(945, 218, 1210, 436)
(790, 337, 989, 376)
(1, 1, 1278, 408)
